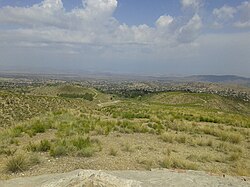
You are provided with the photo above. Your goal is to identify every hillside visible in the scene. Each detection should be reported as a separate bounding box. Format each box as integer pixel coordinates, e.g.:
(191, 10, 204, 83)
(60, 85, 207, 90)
(185, 75, 250, 84)
(0, 80, 250, 181)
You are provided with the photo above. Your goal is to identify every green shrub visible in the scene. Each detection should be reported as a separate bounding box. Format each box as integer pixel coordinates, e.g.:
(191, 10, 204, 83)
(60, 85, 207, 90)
(5, 154, 28, 173)
(71, 137, 91, 150)
(187, 154, 212, 163)
(27, 142, 38, 152)
(30, 122, 46, 134)
(200, 126, 218, 136)
(219, 132, 242, 144)
(69, 137, 98, 157)
(93, 126, 106, 135)
(50, 145, 68, 157)
(160, 157, 198, 170)
(109, 148, 118, 156)
(216, 142, 242, 153)
(206, 139, 213, 147)
(195, 139, 213, 147)
(0, 147, 16, 156)
(49, 137, 100, 157)
(25, 120, 52, 136)
(175, 135, 187, 144)
(10, 126, 24, 137)
(161, 133, 174, 143)
(199, 116, 219, 123)
(0, 146, 6, 155)
(38, 140, 51, 152)
(138, 159, 153, 170)
(9, 138, 19, 145)
(29, 153, 41, 165)
(77, 147, 95, 157)
(228, 153, 241, 161)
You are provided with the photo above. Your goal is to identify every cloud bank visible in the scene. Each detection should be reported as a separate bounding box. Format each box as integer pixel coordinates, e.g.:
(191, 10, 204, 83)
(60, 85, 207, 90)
(213, 1, 250, 29)
(0, 0, 203, 48)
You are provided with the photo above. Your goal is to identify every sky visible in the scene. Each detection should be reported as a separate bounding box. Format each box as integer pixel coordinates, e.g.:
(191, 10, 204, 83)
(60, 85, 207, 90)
(0, 0, 249, 77)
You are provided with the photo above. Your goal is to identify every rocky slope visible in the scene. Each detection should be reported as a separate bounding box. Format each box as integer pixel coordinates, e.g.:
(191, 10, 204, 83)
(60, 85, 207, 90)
(0, 169, 249, 187)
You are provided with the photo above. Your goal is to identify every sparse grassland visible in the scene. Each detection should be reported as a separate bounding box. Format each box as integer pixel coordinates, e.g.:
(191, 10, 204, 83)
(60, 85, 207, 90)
(0, 82, 250, 179)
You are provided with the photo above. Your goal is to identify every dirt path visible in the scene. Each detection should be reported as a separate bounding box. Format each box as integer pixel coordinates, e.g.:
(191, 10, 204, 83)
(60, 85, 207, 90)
(90, 88, 98, 100)
(89, 88, 122, 107)
(0, 169, 249, 187)
(97, 100, 121, 107)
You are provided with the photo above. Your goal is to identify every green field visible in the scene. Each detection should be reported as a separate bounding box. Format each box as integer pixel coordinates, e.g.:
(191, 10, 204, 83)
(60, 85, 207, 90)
(0, 83, 250, 179)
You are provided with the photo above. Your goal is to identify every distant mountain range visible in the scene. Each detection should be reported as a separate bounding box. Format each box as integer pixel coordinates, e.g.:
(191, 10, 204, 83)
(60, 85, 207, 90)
(0, 71, 250, 86)
(183, 75, 250, 83)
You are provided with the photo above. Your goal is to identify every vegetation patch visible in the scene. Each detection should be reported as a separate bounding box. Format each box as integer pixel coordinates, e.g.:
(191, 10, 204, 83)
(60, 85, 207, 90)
(160, 157, 198, 170)
(58, 93, 94, 101)
(0, 82, 250, 178)
(5, 153, 40, 173)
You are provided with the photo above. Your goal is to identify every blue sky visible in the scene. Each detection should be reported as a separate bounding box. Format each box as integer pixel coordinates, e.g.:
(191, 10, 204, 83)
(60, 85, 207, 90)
(0, 0, 243, 26)
(0, 0, 249, 76)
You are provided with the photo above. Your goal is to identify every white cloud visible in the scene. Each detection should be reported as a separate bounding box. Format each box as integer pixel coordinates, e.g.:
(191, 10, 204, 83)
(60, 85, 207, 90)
(234, 1, 250, 28)
(0, 0, 120, 45)
(0, 0, 203, 51)
(234, 21, 250, 28)
(181, 0, 202, 10)
(213, 5, 236, 20)
(42, 0, 63, 10)
(156, 15, 174, 28)
(212, 1, 250, 29)
(177, 14, 202, 43)
(114, 24, 155, 45)
(84, 0, 117, 12)
(0, 0, 117, 28)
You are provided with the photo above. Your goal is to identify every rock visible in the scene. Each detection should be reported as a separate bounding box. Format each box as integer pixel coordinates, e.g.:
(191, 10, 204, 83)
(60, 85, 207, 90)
(0, 170, 141, 187)
(0, 169, 250, 187)
(42, 170, 141, 187)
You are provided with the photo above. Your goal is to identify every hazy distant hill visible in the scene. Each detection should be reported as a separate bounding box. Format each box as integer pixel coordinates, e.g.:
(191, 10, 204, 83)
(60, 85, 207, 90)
(1, 71, 250, 86)
(185, 75, 250, 83)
